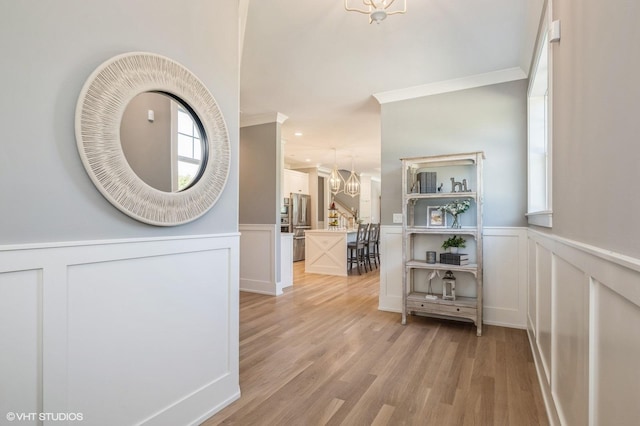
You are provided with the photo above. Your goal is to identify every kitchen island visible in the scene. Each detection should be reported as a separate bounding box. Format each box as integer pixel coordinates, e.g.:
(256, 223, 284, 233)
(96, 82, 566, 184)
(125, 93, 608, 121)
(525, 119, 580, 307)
(304, 229, 357, 276)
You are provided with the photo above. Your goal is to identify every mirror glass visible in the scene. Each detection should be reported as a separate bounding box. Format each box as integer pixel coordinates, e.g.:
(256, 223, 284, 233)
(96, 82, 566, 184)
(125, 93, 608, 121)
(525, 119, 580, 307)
(120, 92, 207, 192)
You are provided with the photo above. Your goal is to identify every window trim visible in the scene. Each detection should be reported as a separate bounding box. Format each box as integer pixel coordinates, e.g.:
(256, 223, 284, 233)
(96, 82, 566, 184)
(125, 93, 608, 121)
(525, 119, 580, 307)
(527, 2, 553, 228)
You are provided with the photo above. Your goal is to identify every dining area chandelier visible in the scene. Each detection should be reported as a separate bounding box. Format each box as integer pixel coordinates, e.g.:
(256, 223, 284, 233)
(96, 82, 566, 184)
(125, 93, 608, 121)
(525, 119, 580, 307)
(344, 0, 407, 24)
(344, 157, 361, 197)
(329, 149, 343, 195)
(329, 149, 360, 198)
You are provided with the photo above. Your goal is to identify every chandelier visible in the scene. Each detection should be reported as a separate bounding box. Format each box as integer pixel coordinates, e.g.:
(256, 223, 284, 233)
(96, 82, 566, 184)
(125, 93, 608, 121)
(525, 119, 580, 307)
(329, 149, 343, 195)
(344, 156, 360, 198)
(328, 149, 360, 197)
(344, 0, 407, 24)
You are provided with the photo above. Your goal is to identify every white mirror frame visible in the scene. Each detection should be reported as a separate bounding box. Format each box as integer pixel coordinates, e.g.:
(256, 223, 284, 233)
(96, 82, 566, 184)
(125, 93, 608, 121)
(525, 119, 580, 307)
(75, 52, 230, 226)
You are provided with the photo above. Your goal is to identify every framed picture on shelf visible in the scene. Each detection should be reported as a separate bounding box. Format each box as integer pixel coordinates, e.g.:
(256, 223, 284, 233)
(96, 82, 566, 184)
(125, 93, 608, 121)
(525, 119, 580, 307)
(427, 206, 447, 228)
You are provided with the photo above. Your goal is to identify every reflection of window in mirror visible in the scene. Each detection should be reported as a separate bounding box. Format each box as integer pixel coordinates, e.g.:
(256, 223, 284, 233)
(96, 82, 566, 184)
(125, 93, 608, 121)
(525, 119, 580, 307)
(170, 101, 203, 191)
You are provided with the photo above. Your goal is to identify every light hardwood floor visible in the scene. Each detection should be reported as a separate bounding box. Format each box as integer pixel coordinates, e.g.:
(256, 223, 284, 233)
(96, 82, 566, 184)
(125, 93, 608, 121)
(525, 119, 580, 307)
(203, 262, 548, 425)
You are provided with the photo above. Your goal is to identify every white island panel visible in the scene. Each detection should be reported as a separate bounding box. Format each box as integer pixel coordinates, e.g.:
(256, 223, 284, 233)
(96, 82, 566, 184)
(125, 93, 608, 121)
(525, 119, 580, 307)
(305, 230, 356, 276)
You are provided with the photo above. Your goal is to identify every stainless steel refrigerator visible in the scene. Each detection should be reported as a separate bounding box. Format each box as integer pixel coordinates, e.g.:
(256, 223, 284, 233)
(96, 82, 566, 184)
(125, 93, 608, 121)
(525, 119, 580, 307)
(290, 193, 311, 261)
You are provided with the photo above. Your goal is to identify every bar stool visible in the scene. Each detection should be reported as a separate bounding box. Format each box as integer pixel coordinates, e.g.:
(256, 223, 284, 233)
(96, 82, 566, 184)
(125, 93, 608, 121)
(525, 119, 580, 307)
(366, 223, 380, 269)
(347, 223, 369, 274)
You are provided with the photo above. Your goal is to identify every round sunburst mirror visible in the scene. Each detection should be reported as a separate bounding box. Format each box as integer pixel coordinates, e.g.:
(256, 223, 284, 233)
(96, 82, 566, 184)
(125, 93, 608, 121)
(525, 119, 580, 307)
(75, 52, 230, 226)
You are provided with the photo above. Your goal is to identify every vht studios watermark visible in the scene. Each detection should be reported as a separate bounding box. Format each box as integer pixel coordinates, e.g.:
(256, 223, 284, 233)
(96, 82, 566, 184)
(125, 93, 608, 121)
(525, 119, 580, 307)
(5, 412, 84, 422)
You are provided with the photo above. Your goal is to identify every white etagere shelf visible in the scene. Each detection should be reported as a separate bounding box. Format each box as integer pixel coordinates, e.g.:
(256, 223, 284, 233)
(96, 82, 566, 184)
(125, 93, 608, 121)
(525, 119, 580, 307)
(405, 227, 479, 237)
(405, 260, 479, 276)
(406, 192, 478, 200)
(401, 151, 485, 336)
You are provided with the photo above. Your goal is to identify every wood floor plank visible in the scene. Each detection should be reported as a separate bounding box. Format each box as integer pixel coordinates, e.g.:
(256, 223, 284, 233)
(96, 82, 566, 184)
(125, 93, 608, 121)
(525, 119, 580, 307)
(370, 404, 395, 426)
(318, 398, 345, 426)
(203, 262, 548, 425)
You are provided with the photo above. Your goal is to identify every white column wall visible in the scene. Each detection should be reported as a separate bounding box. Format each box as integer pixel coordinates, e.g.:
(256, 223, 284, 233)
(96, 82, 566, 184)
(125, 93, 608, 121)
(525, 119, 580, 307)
(239, 224, 282, 296)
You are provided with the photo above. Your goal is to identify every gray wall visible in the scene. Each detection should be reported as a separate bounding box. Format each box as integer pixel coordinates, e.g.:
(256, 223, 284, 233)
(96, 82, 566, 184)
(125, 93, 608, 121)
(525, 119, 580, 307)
(549, 0, 640, 258)
(120, 93, 172, 192)
(380, 80, 528, 227)
(239, 123, 280, 225)
(0, 1, 239, 244)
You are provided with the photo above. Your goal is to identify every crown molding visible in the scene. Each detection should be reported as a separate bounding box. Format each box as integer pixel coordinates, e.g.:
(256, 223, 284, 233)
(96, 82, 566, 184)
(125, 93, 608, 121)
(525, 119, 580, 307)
(373, 67, 527, 104)
(317, 166, 332, 176)
(359, 172, 381, 181)
(240, 112, 289, 128)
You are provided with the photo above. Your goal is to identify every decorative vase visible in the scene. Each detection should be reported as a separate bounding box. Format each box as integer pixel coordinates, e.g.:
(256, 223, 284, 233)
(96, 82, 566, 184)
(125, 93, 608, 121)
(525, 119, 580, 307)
(450, 247, 459, 254)
(451, 214, 461, 228)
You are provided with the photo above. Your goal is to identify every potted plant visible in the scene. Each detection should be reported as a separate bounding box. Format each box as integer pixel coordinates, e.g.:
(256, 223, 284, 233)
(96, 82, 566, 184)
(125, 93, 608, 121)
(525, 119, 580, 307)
(441, 235, 466, 253)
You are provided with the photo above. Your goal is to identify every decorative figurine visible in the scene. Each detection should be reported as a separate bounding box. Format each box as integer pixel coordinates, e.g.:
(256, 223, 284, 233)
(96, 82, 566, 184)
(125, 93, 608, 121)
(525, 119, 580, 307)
(426, 270, 439, 300)
(437, 183, 443, 192)
(451, 177, 463, 193)
(451, 178, 472, 192)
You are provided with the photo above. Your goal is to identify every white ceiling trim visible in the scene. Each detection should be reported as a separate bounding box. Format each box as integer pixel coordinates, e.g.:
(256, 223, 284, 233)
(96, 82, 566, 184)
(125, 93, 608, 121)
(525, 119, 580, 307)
(373, 67, 528, 104)
(240, 112, 289, 128)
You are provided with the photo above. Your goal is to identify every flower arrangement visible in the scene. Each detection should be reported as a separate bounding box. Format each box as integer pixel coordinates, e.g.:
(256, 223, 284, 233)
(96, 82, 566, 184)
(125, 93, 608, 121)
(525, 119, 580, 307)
(440, 199, 471, 228)
(440, 199, 471, 216)
(442, 235, 466, 250)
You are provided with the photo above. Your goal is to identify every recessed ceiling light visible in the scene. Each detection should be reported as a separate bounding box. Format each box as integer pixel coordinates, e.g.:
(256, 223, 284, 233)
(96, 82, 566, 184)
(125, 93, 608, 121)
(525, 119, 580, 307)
(305, 158, 311, 162)
(294, 132, 303, 136)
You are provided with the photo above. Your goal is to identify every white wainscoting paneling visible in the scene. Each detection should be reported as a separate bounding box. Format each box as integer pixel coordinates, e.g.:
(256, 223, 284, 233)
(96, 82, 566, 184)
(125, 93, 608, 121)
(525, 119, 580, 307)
(239, 224, 281, 295)
(0, 269, 42, 423)
(593, 279, 640, 425)
(536, 243, 553, 386)
(378, 226, 403, 312)
(0, 234, 240, 426)
(482, 227, 528, 328)
(527, 230, 640, 426)
(281, 233, 293, 289)
(378, 226, 528, 329)
(552, 257, 589, 426)
(528, 237, 537, 338)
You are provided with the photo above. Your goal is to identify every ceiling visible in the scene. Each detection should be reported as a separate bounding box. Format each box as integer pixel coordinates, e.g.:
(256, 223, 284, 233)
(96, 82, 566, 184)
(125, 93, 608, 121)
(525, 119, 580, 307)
(240, 0, 543, 177)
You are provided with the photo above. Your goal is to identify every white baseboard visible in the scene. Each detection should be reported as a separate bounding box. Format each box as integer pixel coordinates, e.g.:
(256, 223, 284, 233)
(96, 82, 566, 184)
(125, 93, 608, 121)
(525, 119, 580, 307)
(527, 326, 560, 426)
(188, 390, 241, 426)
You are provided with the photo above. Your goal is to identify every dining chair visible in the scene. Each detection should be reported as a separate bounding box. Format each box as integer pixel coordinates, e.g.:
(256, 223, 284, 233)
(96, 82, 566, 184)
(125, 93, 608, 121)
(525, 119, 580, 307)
(347, 223, 370, 274)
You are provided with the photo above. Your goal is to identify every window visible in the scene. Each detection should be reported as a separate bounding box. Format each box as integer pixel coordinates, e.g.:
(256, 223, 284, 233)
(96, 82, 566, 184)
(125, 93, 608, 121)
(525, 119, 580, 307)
(527, 9, 553, 227)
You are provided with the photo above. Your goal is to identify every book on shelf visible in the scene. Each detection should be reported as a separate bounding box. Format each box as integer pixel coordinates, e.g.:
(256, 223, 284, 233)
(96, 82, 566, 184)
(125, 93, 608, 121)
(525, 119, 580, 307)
(417, 171, 437, 193)
(439, 252, 470, 265)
